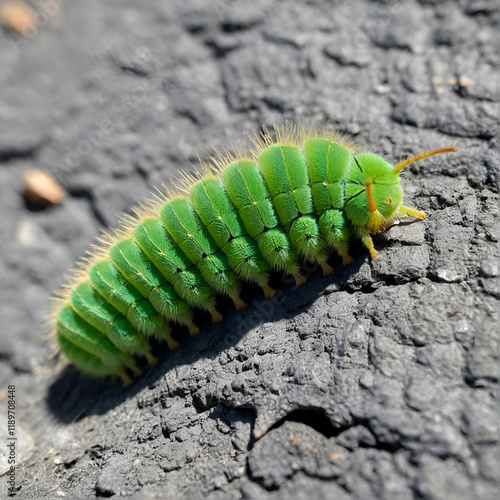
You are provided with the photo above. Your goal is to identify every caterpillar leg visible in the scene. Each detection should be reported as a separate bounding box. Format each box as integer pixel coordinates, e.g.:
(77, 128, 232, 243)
(164, 333, 180, 350)
(260, 283, 276, 299)
(363, 237, 378, 259)
(358, 228, 379, 259)
(318, 259, 334, 276)
(119, 370, 133, 387)
(333, 240, 354, 265)
(210, 308, 224, 323)
(186, 320, 200, 337)
(333, 241, 353, 266)
(292, 271, 307, 286)
(400, 205, 425, 219)
(318, 209, 353, 266)
(340, 251, 354, 265)
(144, 351, 158, 366)
(232, 294, 247, 310)
(127, 362, 143, 377)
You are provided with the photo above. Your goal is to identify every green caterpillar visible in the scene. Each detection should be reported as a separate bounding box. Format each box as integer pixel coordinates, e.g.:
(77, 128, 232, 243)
(52, 126, 457, 385)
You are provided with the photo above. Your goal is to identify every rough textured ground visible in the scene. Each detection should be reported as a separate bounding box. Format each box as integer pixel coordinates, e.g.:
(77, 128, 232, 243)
(0, 0, 499, 498)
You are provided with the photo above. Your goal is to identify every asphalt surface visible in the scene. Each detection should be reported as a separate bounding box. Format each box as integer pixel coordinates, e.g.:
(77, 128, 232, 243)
(0, 0, 499, 498)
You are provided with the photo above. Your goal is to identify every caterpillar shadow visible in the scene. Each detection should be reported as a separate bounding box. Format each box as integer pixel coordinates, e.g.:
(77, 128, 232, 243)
(46, 247, 370, 424)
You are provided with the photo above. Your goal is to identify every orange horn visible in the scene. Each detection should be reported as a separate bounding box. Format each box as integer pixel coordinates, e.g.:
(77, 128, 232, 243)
(394, 147, 457, 173)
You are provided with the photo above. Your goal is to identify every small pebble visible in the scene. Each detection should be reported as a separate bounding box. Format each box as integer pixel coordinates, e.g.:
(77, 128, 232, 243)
(23, 169, 65, 205)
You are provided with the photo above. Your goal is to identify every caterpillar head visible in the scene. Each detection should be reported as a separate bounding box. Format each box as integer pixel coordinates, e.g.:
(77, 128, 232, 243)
(345, 147, 458, 234)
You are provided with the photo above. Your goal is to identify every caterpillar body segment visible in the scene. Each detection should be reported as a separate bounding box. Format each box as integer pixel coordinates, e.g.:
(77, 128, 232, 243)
(221, 161, 302, 284)
(56, 332, 132, 383)
(52, 125, 457, 383)
(70, 281, 151, 355)
(88, 259, 165, 336)
(134, 217, 216, 314)
(108, 238, 194, 332)
(303, 138, 353, 266)
(56, 304, 129, 367)
(189, 177, 270, 292)
(160, 197, 243, 308)
(258, 145, 329, 272)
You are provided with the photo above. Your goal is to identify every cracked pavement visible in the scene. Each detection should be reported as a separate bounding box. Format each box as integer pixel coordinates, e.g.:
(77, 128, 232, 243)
(0, 0, 499, 498)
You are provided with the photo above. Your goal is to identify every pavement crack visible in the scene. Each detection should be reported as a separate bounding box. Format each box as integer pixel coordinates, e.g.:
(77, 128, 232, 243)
(262, 408, 338, 439)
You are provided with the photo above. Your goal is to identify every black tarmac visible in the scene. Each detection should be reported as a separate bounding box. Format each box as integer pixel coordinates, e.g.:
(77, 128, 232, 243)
(0, 0, 499, 498)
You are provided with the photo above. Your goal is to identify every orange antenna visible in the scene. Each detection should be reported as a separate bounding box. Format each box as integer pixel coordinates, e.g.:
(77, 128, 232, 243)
(394, 147, 457, 173)
(365, 178, 377, 213)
